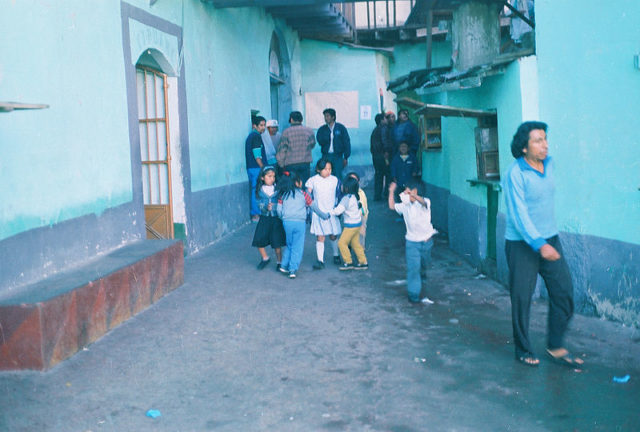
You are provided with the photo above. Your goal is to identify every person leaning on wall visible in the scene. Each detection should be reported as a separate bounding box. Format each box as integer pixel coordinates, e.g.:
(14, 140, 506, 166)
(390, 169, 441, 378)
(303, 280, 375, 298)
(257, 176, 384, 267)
(502, 121, 584, 368)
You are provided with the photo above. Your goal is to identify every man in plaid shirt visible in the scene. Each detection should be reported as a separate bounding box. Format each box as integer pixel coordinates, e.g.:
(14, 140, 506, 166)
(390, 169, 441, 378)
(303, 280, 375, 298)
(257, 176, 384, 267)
(276, 111, 316, 185)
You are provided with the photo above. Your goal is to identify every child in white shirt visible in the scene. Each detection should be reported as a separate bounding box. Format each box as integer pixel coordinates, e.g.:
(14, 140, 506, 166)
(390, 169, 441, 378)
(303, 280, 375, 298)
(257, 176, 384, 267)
(305, 158, 342, 269)
(388, 179, 437, 304)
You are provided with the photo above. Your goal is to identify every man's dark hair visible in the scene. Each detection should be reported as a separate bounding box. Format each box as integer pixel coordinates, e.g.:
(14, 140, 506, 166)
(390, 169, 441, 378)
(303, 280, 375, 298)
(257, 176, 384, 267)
(323, 108, 336, 118)
(252, 115, 266, 127)
(289, 111, 303, 123)
(405, 178, 426, 196)
(374, 113, 385, 126)
(510, 121, 548, 158)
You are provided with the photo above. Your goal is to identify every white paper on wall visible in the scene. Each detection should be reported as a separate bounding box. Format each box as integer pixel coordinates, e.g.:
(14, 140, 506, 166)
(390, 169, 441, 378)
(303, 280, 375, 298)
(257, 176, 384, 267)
(304, 91, 359, 129)
(360, 105, 371, 120)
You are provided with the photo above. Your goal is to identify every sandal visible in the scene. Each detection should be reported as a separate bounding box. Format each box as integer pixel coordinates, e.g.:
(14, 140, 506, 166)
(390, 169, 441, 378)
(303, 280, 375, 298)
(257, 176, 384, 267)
(546, 348, 584, 367)
(516, 353, 540, 367)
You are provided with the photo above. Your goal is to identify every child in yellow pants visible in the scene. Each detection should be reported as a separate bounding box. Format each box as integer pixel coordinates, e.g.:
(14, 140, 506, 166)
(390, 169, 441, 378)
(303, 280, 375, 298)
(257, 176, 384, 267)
(330, 176, 368, 270)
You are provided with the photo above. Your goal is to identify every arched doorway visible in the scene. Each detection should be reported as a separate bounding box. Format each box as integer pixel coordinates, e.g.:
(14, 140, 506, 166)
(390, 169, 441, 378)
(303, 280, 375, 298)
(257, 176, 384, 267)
(268, 31, 292, 128)
(135, 49, 184, 239)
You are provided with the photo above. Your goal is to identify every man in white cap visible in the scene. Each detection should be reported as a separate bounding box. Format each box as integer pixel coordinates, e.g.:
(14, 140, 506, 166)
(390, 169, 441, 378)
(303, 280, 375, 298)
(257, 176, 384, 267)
(261, 119, 281, 166)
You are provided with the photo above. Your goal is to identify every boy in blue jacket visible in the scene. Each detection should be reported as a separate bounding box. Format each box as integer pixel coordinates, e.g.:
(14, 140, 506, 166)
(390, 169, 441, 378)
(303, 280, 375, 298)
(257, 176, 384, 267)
(390, 142, 418, 199)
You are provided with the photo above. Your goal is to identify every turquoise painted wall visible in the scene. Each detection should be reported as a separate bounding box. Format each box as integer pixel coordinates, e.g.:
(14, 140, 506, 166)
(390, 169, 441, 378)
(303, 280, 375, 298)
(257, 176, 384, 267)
(0, 1, 132, 241)
(0, 0, 305, 243)
(389, 40, 452, 81)
(178, 3, 302, 192)
(421, 60, 524, 208)
(535, 0, 640, 245)
(300, 40, 386, 167)
(420, 91, 450, 190)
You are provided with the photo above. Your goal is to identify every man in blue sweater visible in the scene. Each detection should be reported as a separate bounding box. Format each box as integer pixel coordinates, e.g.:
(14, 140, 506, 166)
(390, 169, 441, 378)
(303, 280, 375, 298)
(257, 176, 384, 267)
(503, 121, 583, 368)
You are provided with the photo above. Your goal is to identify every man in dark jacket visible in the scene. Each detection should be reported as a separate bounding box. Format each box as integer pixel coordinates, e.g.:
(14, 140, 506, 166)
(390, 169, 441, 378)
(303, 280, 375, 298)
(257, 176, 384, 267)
(394, 109, 421, 157)
(390, 142, 418, 201)
(370, 113, 390, 201)
(316, 108, 351, 181)
(382, 111, 397, 157)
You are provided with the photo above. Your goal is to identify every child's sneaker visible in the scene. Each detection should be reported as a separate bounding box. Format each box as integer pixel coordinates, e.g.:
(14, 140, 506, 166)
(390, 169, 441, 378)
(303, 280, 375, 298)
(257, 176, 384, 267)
(354, 263, 368, 270)
(339, 262, 354, 271)
(313, 260, 325, 270)
(288, 271, 297, 279)
(333, 255, 342, 265)
(420, 297, 434, 305)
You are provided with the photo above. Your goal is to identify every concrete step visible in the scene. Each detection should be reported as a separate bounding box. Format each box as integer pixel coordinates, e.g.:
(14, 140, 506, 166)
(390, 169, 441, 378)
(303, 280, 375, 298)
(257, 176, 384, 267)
(0, 240, 183, 371)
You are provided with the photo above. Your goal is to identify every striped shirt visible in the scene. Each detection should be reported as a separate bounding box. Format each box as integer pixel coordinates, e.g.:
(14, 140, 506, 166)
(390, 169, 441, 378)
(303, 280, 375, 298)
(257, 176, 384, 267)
(276, 124, 316, 167)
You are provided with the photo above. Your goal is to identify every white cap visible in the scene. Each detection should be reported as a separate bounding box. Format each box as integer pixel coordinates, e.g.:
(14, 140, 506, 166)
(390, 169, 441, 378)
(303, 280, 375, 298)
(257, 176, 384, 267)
(266, 119, 279, 128)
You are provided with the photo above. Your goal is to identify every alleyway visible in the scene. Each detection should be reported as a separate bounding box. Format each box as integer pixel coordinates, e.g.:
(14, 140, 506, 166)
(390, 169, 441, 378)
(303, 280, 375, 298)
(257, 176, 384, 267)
(1, 192, 639, 431)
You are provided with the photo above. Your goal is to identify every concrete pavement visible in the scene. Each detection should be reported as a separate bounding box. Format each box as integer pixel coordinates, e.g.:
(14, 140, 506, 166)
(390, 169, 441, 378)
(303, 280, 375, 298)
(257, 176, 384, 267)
(1, 195, 639, 431)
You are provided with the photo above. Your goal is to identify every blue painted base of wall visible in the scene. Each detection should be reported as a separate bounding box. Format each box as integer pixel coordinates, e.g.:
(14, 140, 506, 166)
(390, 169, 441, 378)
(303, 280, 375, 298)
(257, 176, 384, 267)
(560, 232, 640, 326)
(0, 201, 144, 294)
(447, 194, 486, 267)
(434, 192, 640, 326)
(425, 182, 450, 234)
(498, 212, 640, 325)
(186, 181, 249, 254)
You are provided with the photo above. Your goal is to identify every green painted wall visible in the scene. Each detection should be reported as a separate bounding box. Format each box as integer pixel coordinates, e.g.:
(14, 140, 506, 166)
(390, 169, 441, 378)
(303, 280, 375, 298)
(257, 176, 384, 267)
(0, 1, 132, 240)
(535, 0, 640, 245)
(389, 40, 452, 81)
(300, 40, 388, 167)
(0, 0, 305, 241)
(421, 60, 525, 208)
(179, 4, 302, 192)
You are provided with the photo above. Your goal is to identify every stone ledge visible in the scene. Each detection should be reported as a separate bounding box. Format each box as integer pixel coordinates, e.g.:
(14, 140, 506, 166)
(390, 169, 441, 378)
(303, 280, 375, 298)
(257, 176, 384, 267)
(0, 240, 184, 371)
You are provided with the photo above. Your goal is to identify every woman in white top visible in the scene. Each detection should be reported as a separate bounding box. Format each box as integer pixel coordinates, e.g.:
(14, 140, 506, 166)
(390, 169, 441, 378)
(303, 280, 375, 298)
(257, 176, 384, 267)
(305, 158, 342, 269)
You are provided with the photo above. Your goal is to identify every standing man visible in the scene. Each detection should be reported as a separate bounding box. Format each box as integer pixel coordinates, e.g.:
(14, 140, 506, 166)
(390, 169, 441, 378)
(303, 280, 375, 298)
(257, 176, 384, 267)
(382, 111, 397, 157)
(261, 119, 281, 166)
(394, 109, 421, 157)
(246, 115, 267, 223)
(503, 121, 583, 368)
(276, 111, 316, 185)
(370, 113, 389, 201)
(316, 108, 351, 181)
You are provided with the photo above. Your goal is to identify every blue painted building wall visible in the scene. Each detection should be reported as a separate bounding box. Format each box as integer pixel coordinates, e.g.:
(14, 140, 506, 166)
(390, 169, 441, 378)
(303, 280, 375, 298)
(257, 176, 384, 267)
(533, 0, 640, 324)
(0, 0, 304, 291)
(300, 40, 391, 171)
(403, 2, 640, 326)
(389, 40, 452, 80)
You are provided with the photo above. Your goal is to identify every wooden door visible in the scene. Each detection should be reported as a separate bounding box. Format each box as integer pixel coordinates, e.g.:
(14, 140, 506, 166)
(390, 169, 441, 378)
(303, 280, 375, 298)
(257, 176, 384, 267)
(136, 66, 174, 239)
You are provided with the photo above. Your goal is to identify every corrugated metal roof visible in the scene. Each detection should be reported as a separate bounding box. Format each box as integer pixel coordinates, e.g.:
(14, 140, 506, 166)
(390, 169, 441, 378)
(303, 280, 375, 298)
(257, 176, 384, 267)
(388, 47, 534, 94)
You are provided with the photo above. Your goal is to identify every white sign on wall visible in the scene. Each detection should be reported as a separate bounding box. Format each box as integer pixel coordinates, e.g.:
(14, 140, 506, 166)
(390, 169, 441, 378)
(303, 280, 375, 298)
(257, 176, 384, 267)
(360, 105, 371, 120)
(304, 91, 359, 129)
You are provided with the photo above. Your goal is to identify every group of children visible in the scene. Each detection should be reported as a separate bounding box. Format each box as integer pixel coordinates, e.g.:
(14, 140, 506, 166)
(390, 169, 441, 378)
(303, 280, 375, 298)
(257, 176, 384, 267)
(251, 158, 369, 279)
(250, 156, 438, 305)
